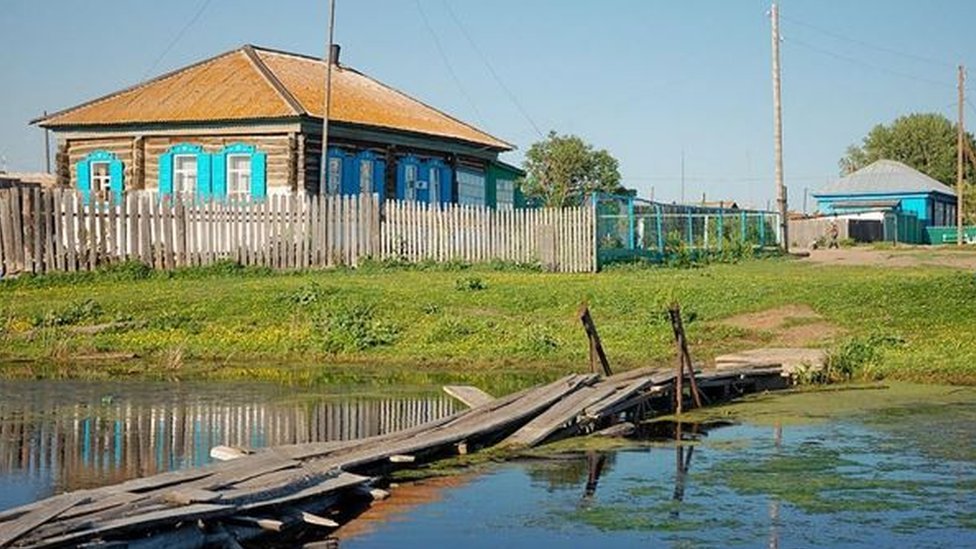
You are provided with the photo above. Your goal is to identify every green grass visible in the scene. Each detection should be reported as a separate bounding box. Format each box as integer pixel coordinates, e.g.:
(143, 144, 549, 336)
(2, 257, 975, 384)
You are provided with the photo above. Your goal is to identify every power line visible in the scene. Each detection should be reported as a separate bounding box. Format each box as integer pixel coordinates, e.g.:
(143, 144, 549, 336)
(780, 13, 955, 68)
(142, 0, 213, 79)
(413, 0, 484, 125)
(442, 1, 544, 139)
(784, 36, 955, 90)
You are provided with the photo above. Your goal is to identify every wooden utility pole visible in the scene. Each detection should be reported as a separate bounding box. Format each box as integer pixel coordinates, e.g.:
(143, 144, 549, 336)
(43, 111, 51, 174)
(318, 0, 337, 196)
(771, 3, 788, 251)
(958, 65, 966, 246)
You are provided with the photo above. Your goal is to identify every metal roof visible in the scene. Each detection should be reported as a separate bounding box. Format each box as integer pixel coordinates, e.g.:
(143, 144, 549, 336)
(34, 45, 512, 151)
(815, 159, 956, 197)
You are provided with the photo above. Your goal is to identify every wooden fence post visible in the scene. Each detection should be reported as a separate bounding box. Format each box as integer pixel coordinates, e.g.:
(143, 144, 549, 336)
(667, 302, 703, 413)
(578, 304, 612, 377)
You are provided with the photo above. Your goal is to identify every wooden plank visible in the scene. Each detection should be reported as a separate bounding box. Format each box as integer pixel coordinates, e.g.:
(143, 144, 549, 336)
(64, 193, 77, 271)
(139, 196, 151, 266)
(0, 493, 89, 548)
(52, 190, 65, 272)
(87, 196, 98, 271)
(32, 187, 43, 273)
(160, 199, 173, 270)
(501, 382, 623, 448)
(442, 386, 494, 408)
(31, 503, 235, 549)
(238, 472, 369, 512)
(174, 195, 186, 267)
(120, 192, 131, 263)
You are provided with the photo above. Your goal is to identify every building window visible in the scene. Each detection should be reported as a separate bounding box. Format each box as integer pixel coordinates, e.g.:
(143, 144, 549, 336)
(429, 167, 441, 205)
(173, 155, 197, 194)
(405, 164, 418, 201)
(328, 157, 342, 195)
(90, 161, 112, 200)
(458, 169, 485, 206)
(496, 178, 514, 209)
(227, 154, 252, 199)
(360, 158, 373, 194)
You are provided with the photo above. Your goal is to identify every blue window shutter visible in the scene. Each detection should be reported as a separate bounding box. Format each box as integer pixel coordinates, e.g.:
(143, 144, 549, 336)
(209, 152, 225, 201)
(197, 152, 213, 200)
(342, 154, 356, 195)
(76, 160, 91, 203)
(159, 153, 173, 197)
(109, 159, 124, 203)
(373, 159, 385, 202)
(251, 151, 267, 201)
(395, 160, 406, 200)
(441, 166, 453, 204)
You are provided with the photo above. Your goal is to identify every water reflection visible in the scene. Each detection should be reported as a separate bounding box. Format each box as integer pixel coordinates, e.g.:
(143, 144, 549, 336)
(0, 380, 457, 509)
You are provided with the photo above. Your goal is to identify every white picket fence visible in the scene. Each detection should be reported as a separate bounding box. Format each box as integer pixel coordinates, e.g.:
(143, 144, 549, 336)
(380, 200, 595, 272)
(0, 188, 597, 275)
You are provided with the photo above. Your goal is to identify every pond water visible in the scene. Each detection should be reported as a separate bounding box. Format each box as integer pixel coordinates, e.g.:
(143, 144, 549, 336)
(0, 379, 458, 512)
(2, 381, 975, 547)
(339, 390, 976, 548)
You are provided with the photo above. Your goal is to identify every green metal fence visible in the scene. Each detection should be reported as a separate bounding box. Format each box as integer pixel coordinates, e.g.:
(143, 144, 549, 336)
(594, 193, 781, 265)
(924, 225, 976, 244)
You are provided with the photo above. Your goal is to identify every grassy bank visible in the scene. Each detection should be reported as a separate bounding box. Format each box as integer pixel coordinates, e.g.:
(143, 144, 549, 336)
(1, 256, 975, 384)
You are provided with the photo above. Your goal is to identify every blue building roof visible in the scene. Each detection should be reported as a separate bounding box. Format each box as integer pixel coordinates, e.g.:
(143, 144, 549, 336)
(815, 159, 956, 197)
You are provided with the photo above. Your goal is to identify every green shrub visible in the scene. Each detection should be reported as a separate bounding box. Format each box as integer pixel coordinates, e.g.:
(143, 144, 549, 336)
(32, 299, 103, 327)
(823, 334, 904, 382)
(279, 282, 337, 307)
(455, 276, 487, 291)
(316, 302, 399, 353)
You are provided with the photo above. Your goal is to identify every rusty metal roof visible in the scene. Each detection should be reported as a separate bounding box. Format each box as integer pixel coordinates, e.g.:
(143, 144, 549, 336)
(36, 45, 512, 151)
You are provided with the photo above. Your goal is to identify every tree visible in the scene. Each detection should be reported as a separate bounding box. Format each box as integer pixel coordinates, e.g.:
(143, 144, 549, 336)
(519, 131, 627, 207)
(840, 113, 975, 185)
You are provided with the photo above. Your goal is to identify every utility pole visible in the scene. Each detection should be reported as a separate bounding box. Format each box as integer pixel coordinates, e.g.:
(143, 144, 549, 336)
(318, 0, 337, 196)
(803, 186, 809, 215)
(680, 149, 685, 203)
(958, 64, 966, 246)
(771, 3, 788, 251)
(43, 110, 51, 174)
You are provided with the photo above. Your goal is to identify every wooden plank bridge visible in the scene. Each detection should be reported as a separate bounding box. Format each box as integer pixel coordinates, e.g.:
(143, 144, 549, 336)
(0, 356, 800, 549)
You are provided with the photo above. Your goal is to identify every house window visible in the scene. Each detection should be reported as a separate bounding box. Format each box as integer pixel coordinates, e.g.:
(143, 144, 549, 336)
(328, 157, 342, 195)
(496, 178, 514, 209)
(173, 155, 197, 194)
(227, 154, 252, 199)
(360, 159, 373, 194)
(90, 161, 112, 200)
(429, 167, 440, 205)
(457, 169, 485, 206)
(405, 164, 418, 201)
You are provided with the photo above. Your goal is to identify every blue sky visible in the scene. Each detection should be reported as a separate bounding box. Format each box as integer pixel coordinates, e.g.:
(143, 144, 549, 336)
(1, 0, 974, 208)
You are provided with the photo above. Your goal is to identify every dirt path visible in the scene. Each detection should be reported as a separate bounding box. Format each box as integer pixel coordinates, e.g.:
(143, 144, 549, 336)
(802, 247, 976, 269)
(719, 304, 842, 347)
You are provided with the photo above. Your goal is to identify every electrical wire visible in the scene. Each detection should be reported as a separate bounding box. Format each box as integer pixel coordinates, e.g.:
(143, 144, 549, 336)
(142, 0, 213, 79)
(413, 0, 484, 126)
(784, 36, 955, 90)
(442, 1, 544, 139)
(780, 13, 955, 69)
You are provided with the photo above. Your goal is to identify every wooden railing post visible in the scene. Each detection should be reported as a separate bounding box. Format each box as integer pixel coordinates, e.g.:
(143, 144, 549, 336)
(668, 302, 703, 413)
(578, 304, 612, 377)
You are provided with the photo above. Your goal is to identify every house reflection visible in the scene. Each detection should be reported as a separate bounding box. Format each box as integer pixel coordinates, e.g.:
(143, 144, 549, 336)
(0, 390, 457, 493)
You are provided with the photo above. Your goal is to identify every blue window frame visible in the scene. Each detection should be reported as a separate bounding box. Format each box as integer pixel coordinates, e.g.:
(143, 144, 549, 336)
(354, 150, 386, 201)
(159, 143, 210, 200)
(76, 150, 124, 204)
(213, 143, 267, 201)
(396, 156, 423, 202)
(421, 159, 452, 206)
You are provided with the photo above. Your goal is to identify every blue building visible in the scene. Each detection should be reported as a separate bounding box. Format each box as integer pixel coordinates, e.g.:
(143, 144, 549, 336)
(813, 159, 957, 227)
